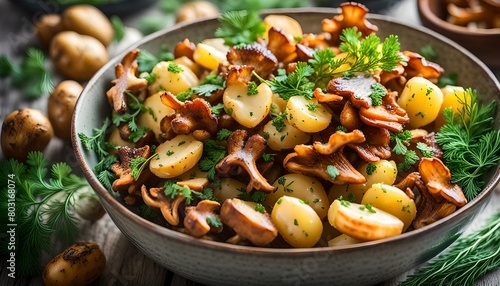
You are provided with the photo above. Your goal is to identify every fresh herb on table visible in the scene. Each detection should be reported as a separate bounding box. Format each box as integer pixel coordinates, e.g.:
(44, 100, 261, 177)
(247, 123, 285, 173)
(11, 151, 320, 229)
(401, 209, 500, 286)
(110, 15, 126, 42)
(436, 88, 500, 200)
(0, 152, 90, 276)
(0, 48, 54, 99)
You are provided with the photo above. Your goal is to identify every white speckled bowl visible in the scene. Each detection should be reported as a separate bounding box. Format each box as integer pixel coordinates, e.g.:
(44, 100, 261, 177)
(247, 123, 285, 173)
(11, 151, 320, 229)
(72, 8, 500, 286)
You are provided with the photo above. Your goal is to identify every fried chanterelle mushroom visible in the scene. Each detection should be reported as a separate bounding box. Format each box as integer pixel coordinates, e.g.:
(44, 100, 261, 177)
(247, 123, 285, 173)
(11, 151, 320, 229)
(184, 200, 223, 238)
(141, 185, 186, 226)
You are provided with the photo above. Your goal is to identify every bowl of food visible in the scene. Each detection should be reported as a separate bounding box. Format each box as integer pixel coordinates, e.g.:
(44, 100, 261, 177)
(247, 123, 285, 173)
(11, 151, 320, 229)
(417, 0, 500, 68)
(72, 3, 500, 285)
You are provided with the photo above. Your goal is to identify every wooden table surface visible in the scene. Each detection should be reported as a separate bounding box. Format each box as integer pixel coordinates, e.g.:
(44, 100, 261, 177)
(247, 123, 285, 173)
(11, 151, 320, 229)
(1, 0, 499, 285)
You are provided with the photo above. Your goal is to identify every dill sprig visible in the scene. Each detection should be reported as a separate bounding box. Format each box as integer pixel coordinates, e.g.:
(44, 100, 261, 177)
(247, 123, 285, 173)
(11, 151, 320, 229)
(0, 152, 89, 276)
(436, 88, 500, 200)
(401, 209, 500, 286)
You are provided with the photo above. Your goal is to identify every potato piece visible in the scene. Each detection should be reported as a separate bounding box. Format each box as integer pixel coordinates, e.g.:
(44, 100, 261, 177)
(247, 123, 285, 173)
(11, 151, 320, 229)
(328, 199, 404, 241)
(1, 108, 53, 161)
(435, 85, 471, 127)
(107, 128, 134, 149)
(286, 97, 332, 133)
(223, 82, 273, 128)
(173, 56, 202, 78)
(50, 31, 109, 81)
(265, 174, 329, 219)
(361, 183, 417, 231)
(176, 164, 208, 181)
(397, 77, 444, 129)
(271, 93, 287, 114)
(61, 4, 114, 46)
(193, 42, 227, 71)
(48, 80, 83, 141)
(137, 92, 175, 140)
(213, 178, 247, 202)
(34, 14, 63, 48)
(328, 160, 398, 204)
(43, 242, 106, 286)
(328, 234, 363, 247)
(262, 118, 311, 151)
(271, 196, 323, 248)
(149, 134, 203, 178)
(263, 15, 303, 38)
(148, 61, 199, 95)
(176, 1, 220, 23)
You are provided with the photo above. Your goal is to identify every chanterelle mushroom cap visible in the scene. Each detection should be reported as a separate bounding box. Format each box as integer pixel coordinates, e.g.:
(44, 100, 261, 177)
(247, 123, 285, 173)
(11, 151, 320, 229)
(141, 185, 186, 226)
(110, 145, 151, 193)
(184, 200, 222, 238)
(226, 43, 278, 79)
(284, 131, 366, 184)
(216, 129, 275, 193)
(220, 198, 277, 246)
(106, 49, 148, 114)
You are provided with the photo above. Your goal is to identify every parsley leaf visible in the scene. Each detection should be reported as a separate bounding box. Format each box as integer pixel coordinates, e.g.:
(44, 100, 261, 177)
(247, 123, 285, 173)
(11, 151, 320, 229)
(416, 142, 434, 158)
(390, 130, 419, 171)
(237, 189, 267, 202)
(112, 91, 155, 142)
(370, 82, 386, 106)
(418, 44, 437, 61)
(130, 153, 159, 180)
(110, 15, 125, 42)
(216, 129, 233, 141)
(258, 63, 315, 100)
(366, 163, 377, 175)
(247, 81, 259, 95)
(326, 165, 340, 181)
(192, 74, 225, 97)
(271, 110, 288, 132)
(198, 139, 227, 180)
(210, 103, 225, 115)
(137, 49, 174, 73)
(214, 10, 266, 46)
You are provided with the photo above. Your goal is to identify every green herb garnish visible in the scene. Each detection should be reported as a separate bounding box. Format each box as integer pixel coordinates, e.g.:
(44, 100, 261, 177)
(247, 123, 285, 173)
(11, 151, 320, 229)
(214, 10, 266, 46)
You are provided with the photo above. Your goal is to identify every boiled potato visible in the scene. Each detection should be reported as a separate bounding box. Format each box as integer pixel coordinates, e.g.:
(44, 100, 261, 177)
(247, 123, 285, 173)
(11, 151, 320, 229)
(50, 31, 108, 81)
(328, 199, 404, 241)
(61, 4, 114, 46)
(148, 61, 199, 95)
(328, 234, 363, 247)
(107, 128, 134, 149)
(262, 118, 311, 151)
(328, 160, 397, 204)
(397, 77, 444, 129)
(176, 164, 208, 181)
(193, 42, 227, 71)
(137, 92, 175, 140)
(286, 97, 332, 133)
(435, 85, 471, 127)
(213, 178, 247, 203)
(47, 80, 83, 141)
(271, 196, 323, 248)
(361, 183, 417, 231)
(263, 15, 303, 38)
(176, 1, 220, 23)
(265, 174, 329, 219)
(43, 242, 105, 286)
(271, 93, 287, 114)
(223, 82, 273, 128)
(1, 108, 53, 161)
(149, 134, 203, 178)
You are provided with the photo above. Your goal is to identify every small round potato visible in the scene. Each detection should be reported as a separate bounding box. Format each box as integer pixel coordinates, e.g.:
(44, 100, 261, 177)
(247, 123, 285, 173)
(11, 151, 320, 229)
(48, 80, 83, 141)
(34, 14, 64, 48)
(176, 1, 220, 23)
(50, 31, 109, 81)
(61, 5, 114, 47)
(1, 108, 53, 161)
(43, 242, 106, 286)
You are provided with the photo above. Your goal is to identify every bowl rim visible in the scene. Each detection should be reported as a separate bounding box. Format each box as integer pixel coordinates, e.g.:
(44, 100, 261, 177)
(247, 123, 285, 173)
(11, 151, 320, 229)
(72, 7, 500, 255)
(417, 0, 500, 36)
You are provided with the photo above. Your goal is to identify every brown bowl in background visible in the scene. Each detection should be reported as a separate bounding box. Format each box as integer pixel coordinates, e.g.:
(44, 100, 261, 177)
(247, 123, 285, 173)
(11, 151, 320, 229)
(417, 0, 500, 68)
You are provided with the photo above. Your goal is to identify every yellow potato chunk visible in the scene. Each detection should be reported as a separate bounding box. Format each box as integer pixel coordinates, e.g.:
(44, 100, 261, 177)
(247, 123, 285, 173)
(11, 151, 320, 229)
(328, 234, 363, 247)
(286, 97, 332, 133)
(148, 61, 199, 95)
(193, 42, 227, 71)
(262, 118, 311, 151)
(271, 196, 323, 248)
(263, 15, 303, 38)
(213, 178, 247, 203)
(397, 76, 444, 129)
(435, 85, 471, 127)
(265, 174, 329, 219)
(328, 199, 404, 241)
(223, 82, 273, 128)
(107, 128, 134, 149)
(361, 183, 417, 231)
(328, 160, 398, 204)
(138, 92, 175, 140)
(149, 134, 203, 178)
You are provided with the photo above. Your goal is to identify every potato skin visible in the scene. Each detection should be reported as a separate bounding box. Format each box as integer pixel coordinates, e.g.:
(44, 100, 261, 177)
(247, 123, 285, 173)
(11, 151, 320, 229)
(50, 31, 109, 81)
(61, 5, 113, 47)
(34, 14, 64, 48)
(43, 242, 106, 286)
(1, 108, 53, 161)
(48, 80, 83, 141)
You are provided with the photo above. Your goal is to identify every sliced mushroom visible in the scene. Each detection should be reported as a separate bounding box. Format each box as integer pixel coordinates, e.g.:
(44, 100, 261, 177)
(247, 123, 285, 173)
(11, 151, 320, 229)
(266, 27, 297, 66)
(419, 157, 467, 207)
(106, 49, 148, 114)
(110, 145, 151, 193)
(226, 43, 278, 79)
(220, 198, 277, 246)
(184, 200, 222, 238)
(160, 92, 218, 136)
(141, 185, 186, 226)
(348, 126, 392, 162)
(402, 51, 444, 83)
(216, 130, 274, 193)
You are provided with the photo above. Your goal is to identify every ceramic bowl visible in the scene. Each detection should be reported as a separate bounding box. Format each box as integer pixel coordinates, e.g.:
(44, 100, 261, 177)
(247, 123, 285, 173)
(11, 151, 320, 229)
(417, 0, 500, 68)
(72, 8, 500, 286)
